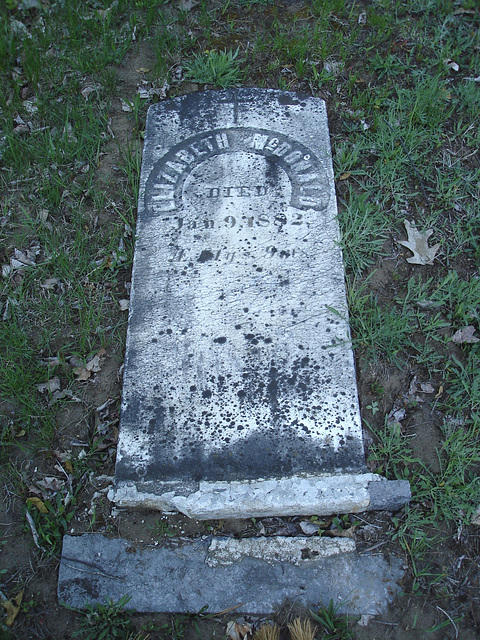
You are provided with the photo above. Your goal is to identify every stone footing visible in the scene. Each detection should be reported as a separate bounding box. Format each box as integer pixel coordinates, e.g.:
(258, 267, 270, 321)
(109, 473, 411, 519)
(58, 534, 405, 615)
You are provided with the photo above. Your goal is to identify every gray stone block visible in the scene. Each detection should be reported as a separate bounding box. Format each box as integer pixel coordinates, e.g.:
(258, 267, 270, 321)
(58, 534, 405, 616)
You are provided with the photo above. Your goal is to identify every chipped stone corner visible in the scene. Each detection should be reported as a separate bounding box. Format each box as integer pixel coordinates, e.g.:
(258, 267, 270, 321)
(108, 472, 410, 520)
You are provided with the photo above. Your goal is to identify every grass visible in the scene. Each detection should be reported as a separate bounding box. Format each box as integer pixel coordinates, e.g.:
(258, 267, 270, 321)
(70, 595, 135, 640)
(1, 0, 480, 636)
(183, 48, 243, 87)
(310, 601, 352, 640)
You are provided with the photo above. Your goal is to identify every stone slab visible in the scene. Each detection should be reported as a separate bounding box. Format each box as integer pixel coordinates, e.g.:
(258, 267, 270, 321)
(111, 474, 411, 519)
(58, 534, 405, 615)
(111, 88, 410, 517)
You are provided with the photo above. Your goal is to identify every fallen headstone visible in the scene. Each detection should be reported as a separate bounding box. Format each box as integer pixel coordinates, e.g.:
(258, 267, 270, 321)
(109, 89, 409, 518)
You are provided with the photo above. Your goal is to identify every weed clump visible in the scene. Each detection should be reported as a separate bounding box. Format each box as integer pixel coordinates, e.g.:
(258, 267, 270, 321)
(184, 48, 243, 87)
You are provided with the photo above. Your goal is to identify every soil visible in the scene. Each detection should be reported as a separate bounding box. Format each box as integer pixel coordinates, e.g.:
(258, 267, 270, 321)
(2, 10, 480, 640)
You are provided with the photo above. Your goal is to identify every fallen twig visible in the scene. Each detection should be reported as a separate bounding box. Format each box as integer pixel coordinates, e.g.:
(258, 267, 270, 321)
(358, 540, 387, 554)
(25, 510, 44, 551)
(437, 606, 459, 639)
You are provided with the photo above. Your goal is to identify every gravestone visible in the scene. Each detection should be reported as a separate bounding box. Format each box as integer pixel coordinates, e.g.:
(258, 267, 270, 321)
(110, 89, 409, 518)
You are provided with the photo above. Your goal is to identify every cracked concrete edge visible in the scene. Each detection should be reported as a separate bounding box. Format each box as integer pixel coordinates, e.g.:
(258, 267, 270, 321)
(108, 473, 410, 519)
(206, 536, 356, 567)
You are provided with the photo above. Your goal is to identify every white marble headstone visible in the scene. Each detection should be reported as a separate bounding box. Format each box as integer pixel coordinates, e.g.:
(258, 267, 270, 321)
(111, 89, 410, 518)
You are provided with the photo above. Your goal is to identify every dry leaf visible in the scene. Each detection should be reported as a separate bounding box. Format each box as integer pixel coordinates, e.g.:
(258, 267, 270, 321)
(26, 497, 48, 513)
(179, 0, 199, 10)
(73, 366, 91, 381)
(444, 58, 459, 72)
(36, 377, 61, 393)
(420, 382, 435, 394)
(339, 172, 351, 180)
(358, 10, 367, 25)
(10, 259, 26, 271)
(329, 526, 357, 538)
(357, 614, 374, 626)
(36, 476, 64, 493)
(14, 248, 35, 265)
(63, 122, 77, 143)
(120, 98, 133, 112)
(2, 589, 23, 626)
(73, 348, 106, 380)
(41, 356, 61, 367)
(86, 347, 106, 372)
(13, 114, 30, 134)
(69, 355, 84, 368)
(40, 277, 62, 290)
(81, 85, 97, 100)
(299, 521, 319, 535)
(226, 621, 252, 640)
(398, 220, 440, 265)
(137, 81, 169, 100)
(23, 99, 38, 114)
(387, 406, 406, 423)
(451, 326, 480, 344)
(50, 389, 82, 404)
(136, 67, 150, 73)
(2, 298, 14, 321)
(472, 505, 480, 525)
(323, 60, 344, 75)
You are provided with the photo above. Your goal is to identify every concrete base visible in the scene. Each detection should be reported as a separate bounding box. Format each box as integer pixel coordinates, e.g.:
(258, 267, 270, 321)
(109, 473, 411, 519)
(58, 534, 405, 615)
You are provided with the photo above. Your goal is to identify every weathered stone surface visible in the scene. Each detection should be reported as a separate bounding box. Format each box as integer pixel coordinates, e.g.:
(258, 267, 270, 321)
(111, 88, 410, 517)
(368, 479, 412, 512)
(58, 534, 405, 615)
(111, 473, 409, 519)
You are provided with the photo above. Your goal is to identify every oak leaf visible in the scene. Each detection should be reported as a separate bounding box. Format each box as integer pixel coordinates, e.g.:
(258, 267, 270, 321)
(398, 220, 440, 265)
(451, 326, 480, 344)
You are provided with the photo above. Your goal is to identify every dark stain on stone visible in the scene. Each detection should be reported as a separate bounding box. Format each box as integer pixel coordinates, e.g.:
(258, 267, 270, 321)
(71, 576, 100, 599)
(117, 427, 366, 484)
(213, 336, 227, 344)
(202, 389, 212, 398)
(198, 250, 214, 262)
